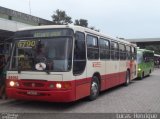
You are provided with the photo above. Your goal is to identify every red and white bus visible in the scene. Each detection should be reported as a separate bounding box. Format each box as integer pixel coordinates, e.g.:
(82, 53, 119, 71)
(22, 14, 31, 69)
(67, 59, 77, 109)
(6, 25, 137, 102)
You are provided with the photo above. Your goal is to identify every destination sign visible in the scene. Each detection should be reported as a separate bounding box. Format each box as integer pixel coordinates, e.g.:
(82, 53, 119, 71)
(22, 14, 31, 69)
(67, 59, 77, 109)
(34, 31, 61, 37)
(15, 29, 74, 38)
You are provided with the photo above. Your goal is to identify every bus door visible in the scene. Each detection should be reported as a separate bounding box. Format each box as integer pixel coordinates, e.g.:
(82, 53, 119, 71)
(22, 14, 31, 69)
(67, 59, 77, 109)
(73, 32, 88, 100)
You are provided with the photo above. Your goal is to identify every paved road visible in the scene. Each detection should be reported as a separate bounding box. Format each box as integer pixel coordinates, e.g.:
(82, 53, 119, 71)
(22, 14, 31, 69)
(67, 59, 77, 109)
(0, 68, 160, 114)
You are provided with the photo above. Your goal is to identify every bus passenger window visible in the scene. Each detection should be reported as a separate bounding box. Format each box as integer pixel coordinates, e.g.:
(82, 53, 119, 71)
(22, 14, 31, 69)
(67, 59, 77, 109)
(126, 46, 131, 60)
(119, 44, 126, 60)
(111, 41, 119, 60)
(87, 35, 99, 60)
(99, 38, 110, 60)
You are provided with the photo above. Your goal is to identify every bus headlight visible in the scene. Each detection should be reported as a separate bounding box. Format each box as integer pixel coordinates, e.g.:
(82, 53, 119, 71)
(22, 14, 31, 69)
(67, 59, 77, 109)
(9, 81, 15, 87)
(138, 68, 141, 71)
(9, 81, 19, 87)
(56, 83, 62, 89)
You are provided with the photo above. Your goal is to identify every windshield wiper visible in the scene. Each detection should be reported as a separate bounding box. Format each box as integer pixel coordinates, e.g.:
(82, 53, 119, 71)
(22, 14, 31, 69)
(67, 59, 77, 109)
(46, 69, 50, 74)
(46, 62, 51, 74)
(18, 64, 21, 74)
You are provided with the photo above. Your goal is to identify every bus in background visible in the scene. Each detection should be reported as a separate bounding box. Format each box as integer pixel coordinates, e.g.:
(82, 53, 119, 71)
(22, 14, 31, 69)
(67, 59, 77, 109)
(137, 49, 154, 79)
(6, 25, 137, 102)
(154, 54, 160, 68)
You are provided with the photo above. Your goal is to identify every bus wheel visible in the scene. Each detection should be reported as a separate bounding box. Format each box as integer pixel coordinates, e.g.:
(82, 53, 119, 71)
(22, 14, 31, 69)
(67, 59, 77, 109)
(0, 86, 7, 100)
(148, 70, 151, 76)
(124, 70, 130, 86)
(141, 71, 145, 79)
(1, 91, 7, 100)
(88, 76, 100, 101)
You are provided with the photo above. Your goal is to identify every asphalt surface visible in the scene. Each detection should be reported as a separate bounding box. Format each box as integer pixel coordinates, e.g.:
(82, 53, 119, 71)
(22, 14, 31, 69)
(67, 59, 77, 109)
(0, 68, 160, 118)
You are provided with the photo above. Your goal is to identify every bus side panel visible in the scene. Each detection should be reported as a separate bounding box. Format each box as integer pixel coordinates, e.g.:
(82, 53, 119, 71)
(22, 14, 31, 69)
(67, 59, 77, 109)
(130, 60, 137, 80)
(106, 61, 114, 89)
(105, 73, 117, 89)
(118, 72, 126, 84)
(100, 61, 106, 91)
(75, 77, 91, 100)
(119, 61, 127, 84)
(105, 61, 119, 89)
(75, 67, 91, 100)
(86, 61, 106, 91)
(100, 75, 106, 91)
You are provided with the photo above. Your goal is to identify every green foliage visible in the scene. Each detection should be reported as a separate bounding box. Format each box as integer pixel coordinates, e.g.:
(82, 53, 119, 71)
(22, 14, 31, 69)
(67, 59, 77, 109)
(51, 9, 100, 31)
(52, 9, 72, 25)
(145, 45, 160, 54)
(74, 19, 88, 27)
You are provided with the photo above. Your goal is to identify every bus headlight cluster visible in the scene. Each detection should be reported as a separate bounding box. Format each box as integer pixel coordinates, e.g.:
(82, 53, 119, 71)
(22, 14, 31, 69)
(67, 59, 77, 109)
(56, 83, 62, 89)
(9, 81, 19, 87)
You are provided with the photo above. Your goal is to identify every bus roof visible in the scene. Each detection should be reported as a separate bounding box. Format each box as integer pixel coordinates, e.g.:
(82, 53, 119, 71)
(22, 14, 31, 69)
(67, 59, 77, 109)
(17, 25, 136, 46)
(137, 48, 154, 53)
(154, 54, 160, 57)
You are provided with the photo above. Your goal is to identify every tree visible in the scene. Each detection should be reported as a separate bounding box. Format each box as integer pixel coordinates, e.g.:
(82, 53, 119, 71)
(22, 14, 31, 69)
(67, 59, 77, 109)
(74, 19, 88, 27)
(145, 45, 160, 54)
(51, 10, 100, 31)
(52, 9, 72, 25)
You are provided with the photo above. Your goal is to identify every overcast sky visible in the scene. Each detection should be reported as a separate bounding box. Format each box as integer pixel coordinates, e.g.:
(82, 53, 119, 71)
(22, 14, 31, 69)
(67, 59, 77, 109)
(1, 0, 160, 39)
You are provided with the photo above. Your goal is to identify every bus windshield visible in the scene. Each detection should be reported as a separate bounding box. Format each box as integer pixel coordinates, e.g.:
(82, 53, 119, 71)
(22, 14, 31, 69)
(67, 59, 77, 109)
(10, 37, 73, 72)
(137, 52, 143, 64)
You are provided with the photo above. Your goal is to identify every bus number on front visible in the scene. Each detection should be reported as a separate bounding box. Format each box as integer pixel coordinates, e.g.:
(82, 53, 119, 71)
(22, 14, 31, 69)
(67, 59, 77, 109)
(8, 76, 18, 80)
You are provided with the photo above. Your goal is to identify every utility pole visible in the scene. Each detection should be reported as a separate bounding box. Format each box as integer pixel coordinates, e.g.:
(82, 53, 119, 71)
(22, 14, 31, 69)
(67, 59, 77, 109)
(29, 0, 31, 15)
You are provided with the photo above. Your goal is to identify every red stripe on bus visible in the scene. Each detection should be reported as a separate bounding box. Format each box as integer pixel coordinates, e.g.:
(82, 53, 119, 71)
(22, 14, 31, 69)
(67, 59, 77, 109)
(6, 71, 127, 102)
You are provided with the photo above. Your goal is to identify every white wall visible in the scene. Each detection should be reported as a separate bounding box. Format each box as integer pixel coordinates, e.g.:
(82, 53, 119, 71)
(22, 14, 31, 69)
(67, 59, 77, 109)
(0, 18, 32, 32)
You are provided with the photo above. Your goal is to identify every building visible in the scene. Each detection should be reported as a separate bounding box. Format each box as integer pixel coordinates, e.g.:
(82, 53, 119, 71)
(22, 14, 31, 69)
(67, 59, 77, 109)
(0, 6, 53, 54)
(125, 38, 160, 48)
(125, 38, 160, 54)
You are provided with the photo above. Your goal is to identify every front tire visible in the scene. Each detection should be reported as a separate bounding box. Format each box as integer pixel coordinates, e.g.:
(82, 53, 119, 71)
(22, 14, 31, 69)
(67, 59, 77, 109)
(148, 69, 151, 76)
(141, 71, 145, 79)
(0, 85, 7, 100)
(124, 70, 130, 86)
(1, 91, 7, 100)
(88, 76, 100, 101)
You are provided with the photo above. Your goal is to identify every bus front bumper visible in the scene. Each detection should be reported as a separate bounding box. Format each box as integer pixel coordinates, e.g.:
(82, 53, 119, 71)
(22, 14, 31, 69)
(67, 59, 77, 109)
(6, 88, 75, 102)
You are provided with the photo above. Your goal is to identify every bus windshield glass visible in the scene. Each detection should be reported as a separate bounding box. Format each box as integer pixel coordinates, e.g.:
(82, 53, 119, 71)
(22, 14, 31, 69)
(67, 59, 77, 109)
(137, 51, 143, 64)
(10, 37, 73, 72)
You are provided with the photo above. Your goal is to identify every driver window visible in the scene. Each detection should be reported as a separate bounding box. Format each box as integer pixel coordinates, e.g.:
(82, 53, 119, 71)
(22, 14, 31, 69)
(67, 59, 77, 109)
(73, 32, 86, 75)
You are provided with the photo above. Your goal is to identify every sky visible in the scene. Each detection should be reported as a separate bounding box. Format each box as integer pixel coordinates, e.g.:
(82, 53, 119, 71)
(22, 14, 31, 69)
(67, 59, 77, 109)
(0, 0, 160, 39)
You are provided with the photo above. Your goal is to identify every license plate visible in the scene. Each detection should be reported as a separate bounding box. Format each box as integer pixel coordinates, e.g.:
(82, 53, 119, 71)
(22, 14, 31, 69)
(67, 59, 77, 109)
(27, 91, 38, 95)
